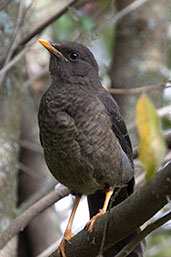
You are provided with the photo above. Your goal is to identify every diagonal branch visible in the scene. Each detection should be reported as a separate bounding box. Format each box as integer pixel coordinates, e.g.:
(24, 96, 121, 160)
(58, 161, 171, 257)
(11, 0, 150, 59)
(0, 0, 25, 86)
(0, 162, 170, 255)
(112, 0, 151, 25)
(12, 0, 79, 57)
(0, 39, 35, 79)
(97, 0, 152, 32)
(115, 211, 171, 257)
(0, 186, 70, 250)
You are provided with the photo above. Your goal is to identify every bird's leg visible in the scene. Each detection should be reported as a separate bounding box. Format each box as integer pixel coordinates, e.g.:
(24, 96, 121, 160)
(85, 188, 113, 233)
(57, 195, 81, 257)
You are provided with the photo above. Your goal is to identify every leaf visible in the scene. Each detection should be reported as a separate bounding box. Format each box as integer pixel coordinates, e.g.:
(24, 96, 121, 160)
(136, 93, 166, 181)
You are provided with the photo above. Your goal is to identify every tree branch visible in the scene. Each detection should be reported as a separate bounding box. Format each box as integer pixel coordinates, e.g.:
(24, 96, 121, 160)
(107, 84, 168, 95)
(0, 0, 26, 86)
(0, 186, 70, 250)
(5, 0, 25, 63)
(115, 211, 171, 257)
(0, 39, 34, 79)
(56, 162, 171, 257)
(11, 0, 151, 60)
(97, 0, 152, 32)
(0, 161, 170, 256)
(12, 0, 79, 57)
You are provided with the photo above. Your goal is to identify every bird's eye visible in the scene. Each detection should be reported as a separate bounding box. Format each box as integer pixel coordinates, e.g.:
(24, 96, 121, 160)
(69, 52, 79, 62)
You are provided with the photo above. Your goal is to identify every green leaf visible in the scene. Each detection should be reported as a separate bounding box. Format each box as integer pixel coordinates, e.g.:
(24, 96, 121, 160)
(136, 93, 166, 181)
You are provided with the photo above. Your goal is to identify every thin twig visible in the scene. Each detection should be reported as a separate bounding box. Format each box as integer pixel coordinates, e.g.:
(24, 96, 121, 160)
(22, 0, 35, 22)
(5, 0, 25, 63)
(12, 0, 79, 57)
(115, 212, 171, 257)
(0, 0, 25, 86)
(97, 0, 152, 32)
(0, 46, 28, 76)
(0, 39, 36, 80)
(10, 0, 150, 61)
(0, 186, 70, 250)
(113, 0, 151, 24)
(108, 84, 167, 95)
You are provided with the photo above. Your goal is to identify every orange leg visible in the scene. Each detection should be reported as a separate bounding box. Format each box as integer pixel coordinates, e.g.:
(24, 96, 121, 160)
(85, 188, 113, 232)
(57, 195, 81, 257)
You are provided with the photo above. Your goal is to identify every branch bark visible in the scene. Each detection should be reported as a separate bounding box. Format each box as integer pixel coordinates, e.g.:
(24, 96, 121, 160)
(0, 161, 170, 256)
(59, 162, 171, 257)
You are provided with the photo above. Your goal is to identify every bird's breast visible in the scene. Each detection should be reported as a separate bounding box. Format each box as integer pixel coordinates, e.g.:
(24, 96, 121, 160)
(38, 84, 124, 194)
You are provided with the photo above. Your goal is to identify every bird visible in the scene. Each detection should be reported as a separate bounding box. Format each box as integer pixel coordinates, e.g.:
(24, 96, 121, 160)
(38, 39, 136, 257)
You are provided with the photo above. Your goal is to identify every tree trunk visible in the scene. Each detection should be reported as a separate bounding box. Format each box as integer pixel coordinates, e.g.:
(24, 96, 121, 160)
(0, 2, 22, 256)
(110, 0, 168, 144)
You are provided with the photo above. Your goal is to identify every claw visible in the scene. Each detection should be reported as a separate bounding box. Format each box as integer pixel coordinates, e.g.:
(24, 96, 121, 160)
(85, 188, 114, 232)
(57, 230, 75, 257)
(85, 209, 104, 232)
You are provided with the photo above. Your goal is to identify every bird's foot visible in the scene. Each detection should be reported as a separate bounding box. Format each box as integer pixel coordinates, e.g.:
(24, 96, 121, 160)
(57, 230, 75, 257)
(85, 209, 105, 233)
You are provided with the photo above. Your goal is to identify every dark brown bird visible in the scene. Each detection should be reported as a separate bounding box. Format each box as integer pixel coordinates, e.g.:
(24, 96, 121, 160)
(38, 39, 135, 257)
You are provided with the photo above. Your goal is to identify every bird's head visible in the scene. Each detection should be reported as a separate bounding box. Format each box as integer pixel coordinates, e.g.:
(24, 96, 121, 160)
(38, 39, 99, 83)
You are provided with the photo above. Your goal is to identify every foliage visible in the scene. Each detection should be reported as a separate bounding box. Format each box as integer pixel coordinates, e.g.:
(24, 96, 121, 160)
(136, 93, 166, 181)
(53, 12, 96, 42)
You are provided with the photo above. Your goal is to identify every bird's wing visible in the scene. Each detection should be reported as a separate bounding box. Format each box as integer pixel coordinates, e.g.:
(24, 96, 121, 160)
(97, 89, 133, 168)
(87, 90, 146, 257)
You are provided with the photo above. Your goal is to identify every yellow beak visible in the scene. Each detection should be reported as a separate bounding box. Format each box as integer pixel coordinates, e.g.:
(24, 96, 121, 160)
(38, 39, 68, 62)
